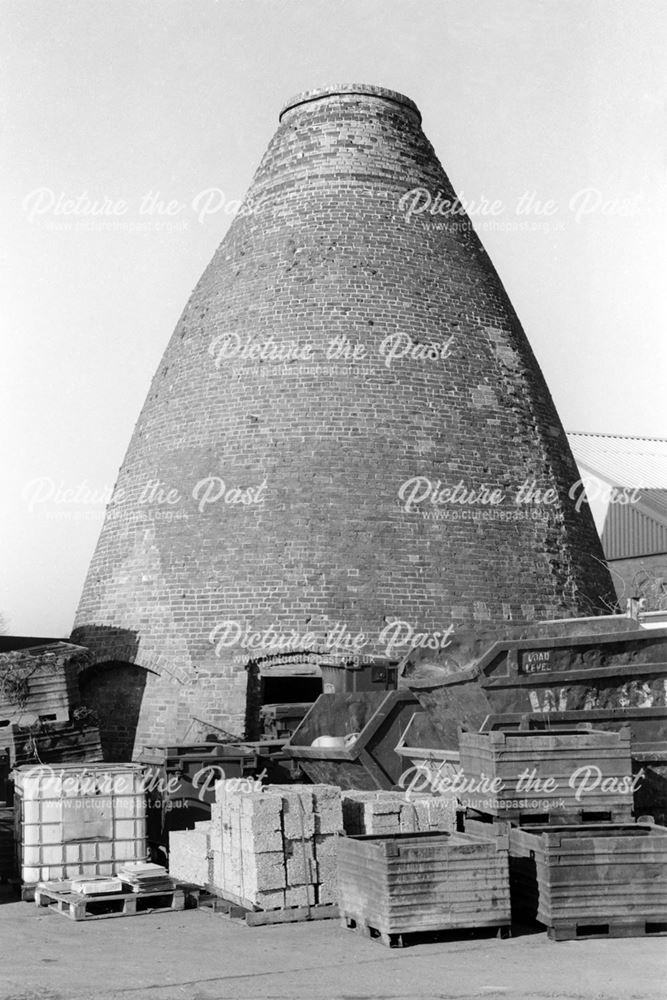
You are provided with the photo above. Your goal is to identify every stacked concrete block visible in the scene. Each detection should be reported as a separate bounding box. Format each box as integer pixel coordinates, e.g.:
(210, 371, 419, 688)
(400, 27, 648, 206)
(169, 787, 456, 904)
(308, 785, 343, 905)
(413, 794, 458, 833)
(277, 786, 316, 841)
(207, 781, 343, 910)
(211, 846, 224, 895)
(341, 791, 366, 835)
(168, 821, 211, 886)
(209, 794, 225, 893)
(285, 885, 318, 906)
(341, 790, 456, 836)
(225, 786, 245, 898)
(314, 834, 339, 904)
(238, 793, 286, 907)
(341, 790, 407, 835)
(284, 839, 316, 885)
(311, 785, 344, 836)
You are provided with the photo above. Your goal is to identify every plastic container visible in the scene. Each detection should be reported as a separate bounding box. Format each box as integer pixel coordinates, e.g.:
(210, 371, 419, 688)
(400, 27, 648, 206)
(320, 660, 398, 694)
(138, 743, 259, 844)
(12, 762, 148, 896)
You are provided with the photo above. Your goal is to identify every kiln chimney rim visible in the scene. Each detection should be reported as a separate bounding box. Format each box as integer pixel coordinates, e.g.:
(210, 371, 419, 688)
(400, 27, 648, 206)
(279, 84, 422, 123)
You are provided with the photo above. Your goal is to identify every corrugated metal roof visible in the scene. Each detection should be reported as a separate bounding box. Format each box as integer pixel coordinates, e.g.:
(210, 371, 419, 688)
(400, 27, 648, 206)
(567, 433, 667, 559)
(567, 433, 667, 489)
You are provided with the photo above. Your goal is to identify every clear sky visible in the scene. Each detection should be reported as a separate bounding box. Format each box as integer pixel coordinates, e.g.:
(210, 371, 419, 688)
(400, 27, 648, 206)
(1, 0, 665, 637)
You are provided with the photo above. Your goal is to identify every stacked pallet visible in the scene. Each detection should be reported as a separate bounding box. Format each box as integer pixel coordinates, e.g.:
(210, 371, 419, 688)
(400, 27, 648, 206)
(341, 790, 456, 835)
(170, 781, 343, 911)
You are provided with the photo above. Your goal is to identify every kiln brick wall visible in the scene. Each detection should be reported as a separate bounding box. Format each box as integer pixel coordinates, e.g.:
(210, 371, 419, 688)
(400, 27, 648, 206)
(72, 85, 615, 743)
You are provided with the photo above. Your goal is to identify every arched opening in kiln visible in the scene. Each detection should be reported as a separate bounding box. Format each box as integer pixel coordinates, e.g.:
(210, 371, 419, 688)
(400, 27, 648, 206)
(77, 660, 154, 761)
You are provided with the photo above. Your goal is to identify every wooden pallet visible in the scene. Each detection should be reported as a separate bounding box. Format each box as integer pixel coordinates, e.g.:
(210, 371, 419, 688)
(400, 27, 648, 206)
(199, 889, 338, 927)
(340, 912, 511, 948)
(546, 917, 667, 942)
(34, 882, 185, 921)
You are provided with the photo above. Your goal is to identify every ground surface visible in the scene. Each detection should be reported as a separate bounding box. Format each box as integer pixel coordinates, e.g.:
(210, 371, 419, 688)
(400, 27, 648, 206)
(0, 889, 665, 1000)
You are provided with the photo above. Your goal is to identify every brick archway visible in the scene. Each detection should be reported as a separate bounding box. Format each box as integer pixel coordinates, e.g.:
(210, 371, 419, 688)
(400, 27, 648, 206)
(77, 660, 158, 761)
(70, 638, 190, 686)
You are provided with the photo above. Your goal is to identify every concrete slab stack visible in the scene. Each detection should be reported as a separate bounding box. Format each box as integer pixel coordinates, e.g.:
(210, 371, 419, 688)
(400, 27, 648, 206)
(341, 790, 457, 836)
(169, 781, 343, 910)
(168, 822, 211, 887)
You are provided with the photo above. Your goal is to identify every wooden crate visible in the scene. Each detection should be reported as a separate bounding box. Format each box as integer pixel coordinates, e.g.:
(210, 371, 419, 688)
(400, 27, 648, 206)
(0, 641, 86, 735)
(336, 830, 510, 944)
(509, 822, 667, 940)
(9, 723, 103, 767)
(458, 727, 634, 821)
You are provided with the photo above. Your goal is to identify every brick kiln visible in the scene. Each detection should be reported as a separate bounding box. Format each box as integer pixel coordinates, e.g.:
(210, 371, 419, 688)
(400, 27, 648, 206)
(72, 84, 614, 756)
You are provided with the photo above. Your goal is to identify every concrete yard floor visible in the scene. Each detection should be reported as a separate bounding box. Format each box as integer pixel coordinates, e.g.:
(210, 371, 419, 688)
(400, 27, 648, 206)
(0, 890, 665, 1000)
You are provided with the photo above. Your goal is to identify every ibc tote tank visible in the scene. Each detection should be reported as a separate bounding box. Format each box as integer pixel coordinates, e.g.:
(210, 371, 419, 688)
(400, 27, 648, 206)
(13, 762, 147, 896)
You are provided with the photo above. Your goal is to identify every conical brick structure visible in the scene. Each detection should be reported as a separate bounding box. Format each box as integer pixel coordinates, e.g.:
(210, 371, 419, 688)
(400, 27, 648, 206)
(72, 84, 615, 755)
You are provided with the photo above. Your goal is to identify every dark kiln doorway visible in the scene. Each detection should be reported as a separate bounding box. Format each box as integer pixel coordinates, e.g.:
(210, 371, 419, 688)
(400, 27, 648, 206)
(245, 657, 323, 741)
(77, 661, 151, 761)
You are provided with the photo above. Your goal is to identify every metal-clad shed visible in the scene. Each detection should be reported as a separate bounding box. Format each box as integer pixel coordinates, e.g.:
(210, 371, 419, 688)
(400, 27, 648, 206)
(568, 433, 667, 606)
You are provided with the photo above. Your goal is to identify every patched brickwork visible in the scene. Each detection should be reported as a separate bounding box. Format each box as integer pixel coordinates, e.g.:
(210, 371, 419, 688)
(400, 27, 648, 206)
(72, 85, 615, 744)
